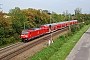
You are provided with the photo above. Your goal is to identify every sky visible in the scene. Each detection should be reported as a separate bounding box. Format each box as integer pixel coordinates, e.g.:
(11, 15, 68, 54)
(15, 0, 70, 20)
(0, 0, 90, 14)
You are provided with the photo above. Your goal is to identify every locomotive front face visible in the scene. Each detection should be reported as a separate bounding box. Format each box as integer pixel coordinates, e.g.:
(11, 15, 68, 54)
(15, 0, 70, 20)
(21, 30, 29, 39)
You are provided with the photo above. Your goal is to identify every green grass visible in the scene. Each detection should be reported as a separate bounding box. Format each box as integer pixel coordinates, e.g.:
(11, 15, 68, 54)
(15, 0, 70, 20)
(49, 25, 90, 60)
(28, 25, 90, 60)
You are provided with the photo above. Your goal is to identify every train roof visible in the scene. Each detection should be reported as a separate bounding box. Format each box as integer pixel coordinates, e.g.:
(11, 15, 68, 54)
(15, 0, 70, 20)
(28, 28, 41, 30)
(73, 20, 78, 21)
(22, 28, 41, 32)
(41, 24, 52, 26)
(57, 22, 66, 24)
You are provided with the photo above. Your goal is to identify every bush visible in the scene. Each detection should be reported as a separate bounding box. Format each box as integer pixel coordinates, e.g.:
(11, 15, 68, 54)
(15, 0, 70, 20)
(0, 38, 3, 45)
(79, 23, 84, 29)
(0, 27, 5, 38)
(13, 33, 20, 40)
(85, 20, 90, 25)
(65, 31, 72, 37)
(8, 36, 16, 43)
(0, 37, 16, 46)
(71, 25, 80, 33)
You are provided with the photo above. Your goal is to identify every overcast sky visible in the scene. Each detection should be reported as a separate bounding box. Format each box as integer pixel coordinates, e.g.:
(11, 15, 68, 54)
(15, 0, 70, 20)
(0, 0, 90, 14)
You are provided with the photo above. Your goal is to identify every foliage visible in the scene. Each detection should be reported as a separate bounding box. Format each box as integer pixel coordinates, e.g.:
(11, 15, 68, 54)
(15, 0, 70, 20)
(71, 25, 80, 33)
(0, 12, 12, 38)
(0, 36, 16, 46)
(9, 7, 28, 34)
(74, 8, 82, 15)
(52, 12, 65, 22)
(0, 27, 5, 38)
(22, 9, 50, 27)
(13, 33, 20, 40)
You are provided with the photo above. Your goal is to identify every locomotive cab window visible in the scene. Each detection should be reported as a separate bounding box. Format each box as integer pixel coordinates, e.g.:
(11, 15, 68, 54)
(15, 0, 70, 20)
(22, 31, 28, 34)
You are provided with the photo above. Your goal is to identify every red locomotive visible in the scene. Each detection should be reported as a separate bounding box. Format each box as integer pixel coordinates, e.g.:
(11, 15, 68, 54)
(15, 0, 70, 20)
(20, 20, 78, 42)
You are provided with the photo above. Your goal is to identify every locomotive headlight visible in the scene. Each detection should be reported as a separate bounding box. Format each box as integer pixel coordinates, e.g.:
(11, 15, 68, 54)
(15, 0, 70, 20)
(25, 35, 28, 38)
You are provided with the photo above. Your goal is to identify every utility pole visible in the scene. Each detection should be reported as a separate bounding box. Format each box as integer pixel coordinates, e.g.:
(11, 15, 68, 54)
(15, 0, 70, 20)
(50, 13, 53, 43)
(69, 15, 71, 31)
(48, 12, 53, 46)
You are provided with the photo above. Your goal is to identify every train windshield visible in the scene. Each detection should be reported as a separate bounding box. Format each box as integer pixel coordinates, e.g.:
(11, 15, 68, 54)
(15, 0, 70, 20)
(22, 31, 28, 34)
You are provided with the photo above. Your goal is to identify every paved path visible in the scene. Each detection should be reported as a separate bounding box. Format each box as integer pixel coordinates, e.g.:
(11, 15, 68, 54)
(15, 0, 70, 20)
(66, 28, 90, 60)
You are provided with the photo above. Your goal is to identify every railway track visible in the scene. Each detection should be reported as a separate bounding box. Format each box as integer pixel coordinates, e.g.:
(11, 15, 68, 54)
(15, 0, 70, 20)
(0, 42, 24, 54)
(0, 27, 68, 60)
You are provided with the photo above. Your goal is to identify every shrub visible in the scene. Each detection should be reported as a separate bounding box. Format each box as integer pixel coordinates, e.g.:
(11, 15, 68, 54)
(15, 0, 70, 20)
(85, 20, 90, 25)
(65, 31, 72, 37)
(8, 36, 16, 43)
(0, 27, 5, 38)
(13, 33, 20, 40)
(71, 25, 80, 33)
(0, 37, 16, 46)
(0, 38, 3, 45)
(79, 23, 84, 28)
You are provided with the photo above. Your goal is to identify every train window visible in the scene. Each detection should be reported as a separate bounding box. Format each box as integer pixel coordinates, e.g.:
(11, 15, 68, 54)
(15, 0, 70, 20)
(22, 31, 28, 34)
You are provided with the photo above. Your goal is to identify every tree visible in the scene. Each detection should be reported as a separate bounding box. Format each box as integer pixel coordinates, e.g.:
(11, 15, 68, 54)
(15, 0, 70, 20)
(43, 10, 49, 14)
(0, 12, 12, 37)
(22, 9, 50, 27)
(62, 10, 69, 16)
(9, 7, 28, 34)
(52, 12, 60, 22)
(62, 10, 71, 21)
(74, 8, 82, 15)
